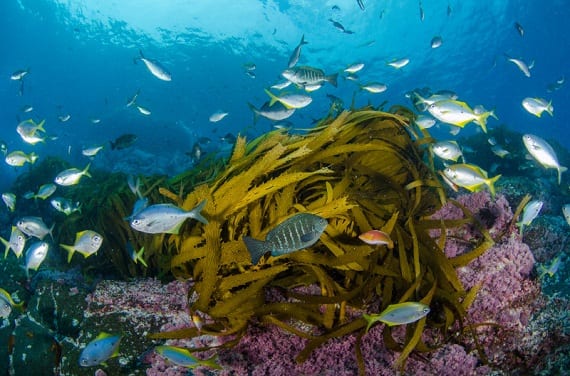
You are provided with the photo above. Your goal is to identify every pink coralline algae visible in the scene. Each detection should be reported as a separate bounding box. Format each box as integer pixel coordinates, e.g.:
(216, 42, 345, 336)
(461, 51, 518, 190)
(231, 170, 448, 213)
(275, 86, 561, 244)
(85, 192, 560, 375)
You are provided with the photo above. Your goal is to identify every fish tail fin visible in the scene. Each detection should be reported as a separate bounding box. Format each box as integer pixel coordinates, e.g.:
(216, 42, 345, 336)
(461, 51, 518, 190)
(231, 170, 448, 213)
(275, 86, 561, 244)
(300, 34, 308, 45)
(139, 49, 144, 59)
(264, 89, 278, 106)
(60, 244, 75, 263)
(201, 354, 223, 370)
(243, 236, 270, 265)
(190, 199, 209, 225)
(29, 152, 39, 164)
(0, 237, 9, 259)
(362, 313, 379, 333)
(327, 73, 338, 87)
(558, 166, 567, 185)
(474, 111, 494, 133)
(48, 223, 55, 242)
(36, 119, 46, 133)
(136, 247, 148, 267)
(13, 300, 25, 313)
(547, 101, 554, 116)
(486, 174, 502, 198)
(247, 102, 259, 125)
(83, 163, 92, 178)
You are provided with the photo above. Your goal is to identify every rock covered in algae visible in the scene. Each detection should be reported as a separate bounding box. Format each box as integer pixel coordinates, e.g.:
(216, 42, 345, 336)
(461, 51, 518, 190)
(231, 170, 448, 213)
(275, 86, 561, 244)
(142, 109, 497, 372)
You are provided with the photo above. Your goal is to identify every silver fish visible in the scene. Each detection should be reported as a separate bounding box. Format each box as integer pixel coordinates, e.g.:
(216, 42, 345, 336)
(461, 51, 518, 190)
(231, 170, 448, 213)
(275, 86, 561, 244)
(248, 101, 295, 123)
(16, 216, 53, 240)
(264, 89, 312, 109)
(50, 197, 82, 216)
(517, 200, 543, 234)
(130, 200, 208, 234)
(0, 226, 26, 258)
(282, 66, 338, 88)
(35, 183, 57, 200)
(0, 288, 24, 318)
(79, 332, 121, 367)
(60, 230, 103, 263)
(522, 134, 566, 184)
(25, 241, 49, 277)
(243, 213, 328, 265)
(287, 34, 308, 68)
(54, 164, 91, 186)
(138, 50, 171, 81)
(505, 55, 531, 77)
(2, 193, 16, 212)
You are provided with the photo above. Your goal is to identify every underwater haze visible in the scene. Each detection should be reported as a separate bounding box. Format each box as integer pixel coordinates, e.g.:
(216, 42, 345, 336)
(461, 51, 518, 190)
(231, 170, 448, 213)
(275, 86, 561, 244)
(2, 0, 569, 192)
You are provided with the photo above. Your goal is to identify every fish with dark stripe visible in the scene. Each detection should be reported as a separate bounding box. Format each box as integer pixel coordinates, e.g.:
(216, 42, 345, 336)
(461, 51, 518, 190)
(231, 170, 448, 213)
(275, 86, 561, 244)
(243, 213, 327, 265)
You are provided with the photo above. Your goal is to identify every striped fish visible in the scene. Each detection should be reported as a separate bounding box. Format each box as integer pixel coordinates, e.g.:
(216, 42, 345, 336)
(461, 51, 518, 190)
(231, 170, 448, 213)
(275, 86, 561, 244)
(243, 213, 328, 265)
(282, 66, 338, 88)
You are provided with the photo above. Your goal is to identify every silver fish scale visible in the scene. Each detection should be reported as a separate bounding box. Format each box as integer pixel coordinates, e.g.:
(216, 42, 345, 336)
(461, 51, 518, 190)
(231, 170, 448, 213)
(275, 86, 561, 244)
(295, 68, 324, 84)
(266, 213, 326, 253)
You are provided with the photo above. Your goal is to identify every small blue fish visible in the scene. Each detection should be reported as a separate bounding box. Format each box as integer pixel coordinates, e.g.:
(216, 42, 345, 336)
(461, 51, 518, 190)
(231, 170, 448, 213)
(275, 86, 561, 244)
(154, 345, 221, 369)
(363, 302, 430, 332)
(79, 332, 121, 367)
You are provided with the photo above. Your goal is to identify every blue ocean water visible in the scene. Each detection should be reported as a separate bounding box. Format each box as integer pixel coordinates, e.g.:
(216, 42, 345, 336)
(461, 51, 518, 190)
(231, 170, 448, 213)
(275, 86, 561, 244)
(2, 0, 569, 195)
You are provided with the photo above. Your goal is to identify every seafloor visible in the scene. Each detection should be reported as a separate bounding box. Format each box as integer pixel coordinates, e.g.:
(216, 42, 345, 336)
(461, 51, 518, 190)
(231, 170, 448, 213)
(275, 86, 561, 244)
(0, 182, 569, 375)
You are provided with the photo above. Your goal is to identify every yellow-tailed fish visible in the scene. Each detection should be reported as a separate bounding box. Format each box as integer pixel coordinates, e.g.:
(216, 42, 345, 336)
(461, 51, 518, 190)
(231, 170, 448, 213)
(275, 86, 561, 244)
(537, 256, 562, 278)
(0, 287, 25, 318)
(25, 241, 49, 278)
(2, 193, 16, 211)
(517, 200, 543, 234)
(35, 183, 57, 200)
(79, 332, 121, 367)
(522, 97, 553, 118)
(264, 89, 312, 109)
(443, 163, 501, 198)
(0, 226, 26, 258)
(431, 140, 463, 162)
(54, 163, 91, 186)
(5, 151, 38, 166)
(154, 345, 221, 369)
(414, 114, 436, 129)
(82, 145, 104, 158)
(522, 134, 567, 184)
(60, 230, 103, 263)
(428, 100, 496, 133)
(363, 302, 430, 331)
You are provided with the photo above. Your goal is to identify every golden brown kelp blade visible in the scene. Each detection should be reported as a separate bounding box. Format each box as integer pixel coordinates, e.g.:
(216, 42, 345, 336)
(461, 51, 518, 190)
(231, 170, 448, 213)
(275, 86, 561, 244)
(53, 108, 491, 372)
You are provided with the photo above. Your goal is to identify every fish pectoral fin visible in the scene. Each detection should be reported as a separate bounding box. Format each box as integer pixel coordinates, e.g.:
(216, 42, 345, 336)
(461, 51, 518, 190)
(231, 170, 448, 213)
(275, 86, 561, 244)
(300, 231, 318, 243)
